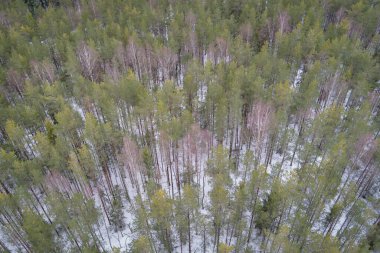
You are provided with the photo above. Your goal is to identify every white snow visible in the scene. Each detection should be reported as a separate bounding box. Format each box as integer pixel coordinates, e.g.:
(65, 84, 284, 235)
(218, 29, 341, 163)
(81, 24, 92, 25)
(292, 64, 303, 89)
(70, 98, 86, 120)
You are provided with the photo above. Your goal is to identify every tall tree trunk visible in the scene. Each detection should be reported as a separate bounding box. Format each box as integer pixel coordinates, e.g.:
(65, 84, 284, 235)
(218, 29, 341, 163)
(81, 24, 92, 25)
(188, 211, 191, 253)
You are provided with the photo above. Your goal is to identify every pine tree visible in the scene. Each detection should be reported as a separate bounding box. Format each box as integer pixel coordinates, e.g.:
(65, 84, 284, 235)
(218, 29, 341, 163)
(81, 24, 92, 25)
(0, 0, 379, 251)
(150, 189, 173, 252)
(22, 210, 55, 253)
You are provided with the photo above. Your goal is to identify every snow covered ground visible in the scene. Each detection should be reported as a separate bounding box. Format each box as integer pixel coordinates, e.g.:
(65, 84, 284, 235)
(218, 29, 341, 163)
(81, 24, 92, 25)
(2, 77, 376, 252)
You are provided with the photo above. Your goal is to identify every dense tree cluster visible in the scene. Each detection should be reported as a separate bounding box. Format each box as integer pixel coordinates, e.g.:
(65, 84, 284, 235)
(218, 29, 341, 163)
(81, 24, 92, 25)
(0, 0, 379, 252)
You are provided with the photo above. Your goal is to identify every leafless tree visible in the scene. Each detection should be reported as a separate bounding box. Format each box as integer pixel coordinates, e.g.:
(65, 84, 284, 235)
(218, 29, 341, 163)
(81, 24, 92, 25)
(126, 39, 147, 81)
(76, 41, 99, 82)
(104, 59, 120, 82)
(72, 0, 82, 14)
(181, 124, 211, 182)
(318, 69, 347, 110)
(348, 21, 363, 40)
(115, 44, 128, 74)
(369, 88, 380, 115)
(0, 11, 10, 28)
(184, 11, 198, 57)
(351, 134, 376, 167)
(156, 46, 178, 82)
(44, 170, 74, 197)
(125, 39, 158, 85)
(30, 59, 56, 84)
(87, 0, 100, 19)
(335, 7, 346, 24)
(6, 69, 25, 99)
(247, 101, 274, 165)
(208, 37, 229, 65)
(277, 11, 291, 35)
(141, 44, 156, 85)
(118, 136, 143, 189)
(259, 18, 276, 49)
(64, 4, 81, 29)
(157, 130, 176, 196)
(240, 23, 253, 44)
(353, 135, 378, 198)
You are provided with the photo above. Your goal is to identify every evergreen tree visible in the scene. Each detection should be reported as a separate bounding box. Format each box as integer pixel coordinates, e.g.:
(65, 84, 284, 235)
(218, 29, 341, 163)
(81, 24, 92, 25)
(22, 210, 55, 253)
(0, 0, 378, 251)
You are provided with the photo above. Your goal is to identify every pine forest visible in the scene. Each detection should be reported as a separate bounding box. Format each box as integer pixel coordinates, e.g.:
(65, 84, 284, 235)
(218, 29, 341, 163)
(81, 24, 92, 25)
(0, 0, 379, 252)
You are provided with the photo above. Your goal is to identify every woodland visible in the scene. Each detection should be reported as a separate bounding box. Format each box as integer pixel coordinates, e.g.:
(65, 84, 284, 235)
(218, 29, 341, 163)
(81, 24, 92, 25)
(0, 0, 379, 252)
